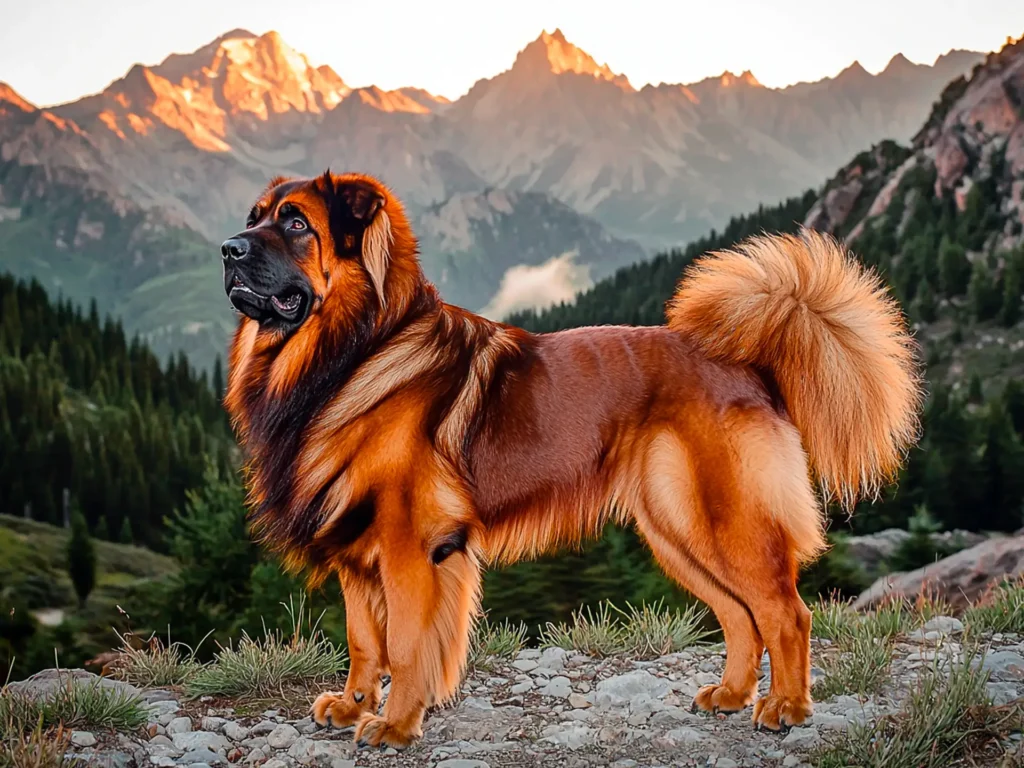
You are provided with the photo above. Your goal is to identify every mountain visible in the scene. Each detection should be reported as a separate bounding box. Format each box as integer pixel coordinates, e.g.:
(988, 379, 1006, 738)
(511, 34, 1024, 543)
(0, 28, 986, 368)
(417, 188, 646, 314)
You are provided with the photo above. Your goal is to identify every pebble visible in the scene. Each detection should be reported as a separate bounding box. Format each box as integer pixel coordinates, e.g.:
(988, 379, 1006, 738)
(265, 723, 300, 750)
(71, 731, 97, 747)
(171, 731, 232, 753)
(166, 716, 192, 734)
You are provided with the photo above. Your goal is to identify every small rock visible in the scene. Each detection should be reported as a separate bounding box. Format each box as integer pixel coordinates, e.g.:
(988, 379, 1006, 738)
(71, 731, 97, 747)
(287, 738, 356, 763)
(178, 748, 228, 765)
(435, 761, 491, 768)
(982, 651, 1024, 681)
(510, 680, 534, 694)
(539, 676, 573, 698)
(226, 747, 243, 763)
(262, 761, 289, 768)
(201, 716, 228, 733)
(249, 721, 277, 736)
(783, 757, 802, 767)
(986, 682, 1021, 705)
(167, 717, 192, 735)
(716, 759, 739, 768)
(171, 732, 233, 754)
(567, 692, 591, 709)
(665, 726, 707, 744)
(923, 616, 965, 634)
(266, 723, 300, 750)
(782, 726, 821, 749)
(512, 659, 538, 673)
(147, 700, 181, 721)
(540, 723, 594, 749)
(243, 747, 266, 765)
(537, 647, 568, 671)
(223, 722, 250, 742)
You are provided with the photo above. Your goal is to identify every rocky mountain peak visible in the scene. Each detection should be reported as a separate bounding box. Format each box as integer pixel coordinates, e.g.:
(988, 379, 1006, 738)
(883, 52, 917, 76)
(513, 29, 633, 90)
(719, 69, 762, 87)
(0, 82, 36, 113)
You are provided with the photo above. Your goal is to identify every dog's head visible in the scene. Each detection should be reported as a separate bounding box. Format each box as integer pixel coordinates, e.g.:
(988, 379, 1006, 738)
(222, 171, 417, 335)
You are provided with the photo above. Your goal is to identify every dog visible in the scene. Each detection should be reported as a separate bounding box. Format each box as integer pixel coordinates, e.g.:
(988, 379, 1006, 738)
(221, 171, 922, 748)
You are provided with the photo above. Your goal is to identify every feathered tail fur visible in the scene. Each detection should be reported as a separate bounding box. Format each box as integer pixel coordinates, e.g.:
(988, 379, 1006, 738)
(667, 229, 923, 510)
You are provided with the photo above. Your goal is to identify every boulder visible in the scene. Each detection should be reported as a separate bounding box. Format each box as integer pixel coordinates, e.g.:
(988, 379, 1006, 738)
(853, 534, 1024, 611)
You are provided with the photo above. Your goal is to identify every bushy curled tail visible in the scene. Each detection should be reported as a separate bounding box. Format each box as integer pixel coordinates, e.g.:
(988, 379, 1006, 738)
(666, 229, 923, 510)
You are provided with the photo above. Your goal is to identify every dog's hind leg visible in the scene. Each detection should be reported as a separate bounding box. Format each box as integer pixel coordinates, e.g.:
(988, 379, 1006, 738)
(631, 433, 763, 714)
(635, 514, 764, 714)
(637, 426, 818, 730)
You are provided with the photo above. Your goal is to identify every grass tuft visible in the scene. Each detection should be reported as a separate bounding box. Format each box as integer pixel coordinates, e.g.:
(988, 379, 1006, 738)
(815, 644, 1020, 768)
(813, 628, 895, 699)
(108, 630, 207, 688)
(811, 593, 859, 640)
(184, 597, 346, 698)
(0, 676, 147, 739)
(469, 615, 528, 670)
(539, 602, 625, 657)
(539, 599, 710, 658)
(0, 717, 69, 768)
(614, 600, 712, 658)
(964, 578, 1024, 635)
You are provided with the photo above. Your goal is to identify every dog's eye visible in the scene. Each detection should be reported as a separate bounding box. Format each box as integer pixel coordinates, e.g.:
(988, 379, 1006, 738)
(289, 217, 306, 232)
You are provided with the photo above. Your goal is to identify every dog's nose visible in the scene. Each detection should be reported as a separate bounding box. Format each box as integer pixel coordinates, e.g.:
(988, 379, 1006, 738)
(221, 238, 249, 260)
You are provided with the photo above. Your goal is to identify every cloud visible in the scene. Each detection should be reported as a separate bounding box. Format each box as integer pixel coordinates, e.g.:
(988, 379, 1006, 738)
(479, 250, 593, 320)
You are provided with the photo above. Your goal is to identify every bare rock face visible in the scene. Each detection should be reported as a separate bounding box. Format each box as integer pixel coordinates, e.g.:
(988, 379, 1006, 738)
(933, 132, 971, 195)
(853, 534, 1024, 611)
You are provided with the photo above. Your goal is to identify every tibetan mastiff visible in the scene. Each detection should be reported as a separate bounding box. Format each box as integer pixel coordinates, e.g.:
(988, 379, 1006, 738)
(221, 171, 921, 748)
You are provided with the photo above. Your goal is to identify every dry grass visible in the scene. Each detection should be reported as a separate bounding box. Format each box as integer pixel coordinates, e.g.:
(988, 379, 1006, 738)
(964, 578, 1024, 635)
(184, 597, 346, 698)
(0, 719, 69, 768)
(0, 674, 147, 740)
(108, 630, 207, 688)
(468, 615, 528, 670)
(539, 599, 710, 658)
(813, 628, 895, 699)
(815, 644, 1021, 767)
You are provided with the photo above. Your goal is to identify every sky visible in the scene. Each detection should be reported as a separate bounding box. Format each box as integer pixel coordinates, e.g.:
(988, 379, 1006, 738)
(2, 0, 1023, 107)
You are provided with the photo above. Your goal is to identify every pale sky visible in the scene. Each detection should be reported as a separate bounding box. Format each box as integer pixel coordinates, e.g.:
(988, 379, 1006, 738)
(2, 0, 1023, 107)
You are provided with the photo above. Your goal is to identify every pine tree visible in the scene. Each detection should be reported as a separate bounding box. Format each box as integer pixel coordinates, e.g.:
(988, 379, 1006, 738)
(969, 259, 1002, 321)
(913, 281, 937, 323)
(67, 508, 96, 607)
(94, 516, 109, 541)
(1000, 250, 1022, 327)
(119, 516, 133, 545)
(969, 373, 984, 404)
(938, 237, 972, 297)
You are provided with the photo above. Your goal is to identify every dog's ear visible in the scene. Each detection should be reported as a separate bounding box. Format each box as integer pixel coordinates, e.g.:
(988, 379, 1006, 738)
(319, 171, 392, 306)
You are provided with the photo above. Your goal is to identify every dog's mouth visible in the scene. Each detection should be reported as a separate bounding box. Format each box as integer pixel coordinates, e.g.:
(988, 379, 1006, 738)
(229, 276, 308, 323)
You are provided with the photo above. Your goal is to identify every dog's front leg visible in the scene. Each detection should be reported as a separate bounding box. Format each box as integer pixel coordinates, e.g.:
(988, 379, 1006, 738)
(312, 571, 387, 729)
(353, 515, 481, 749)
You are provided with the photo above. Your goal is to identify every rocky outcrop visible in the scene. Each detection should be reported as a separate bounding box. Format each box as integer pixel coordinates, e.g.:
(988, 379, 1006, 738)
(829, 35, 1024, 252)
(843, 528, 988, 577)
(853, 534, 1024, 611)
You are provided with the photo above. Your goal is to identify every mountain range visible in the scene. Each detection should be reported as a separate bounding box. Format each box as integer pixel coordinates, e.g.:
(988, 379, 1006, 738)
(0, 28, 983, 367)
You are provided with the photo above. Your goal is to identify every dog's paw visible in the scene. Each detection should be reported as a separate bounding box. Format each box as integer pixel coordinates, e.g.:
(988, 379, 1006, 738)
(311, 691, 372, 729)
(752, 694, 812, 731)
(354, 712, 422, 749)
(692, 683, 755, 715)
